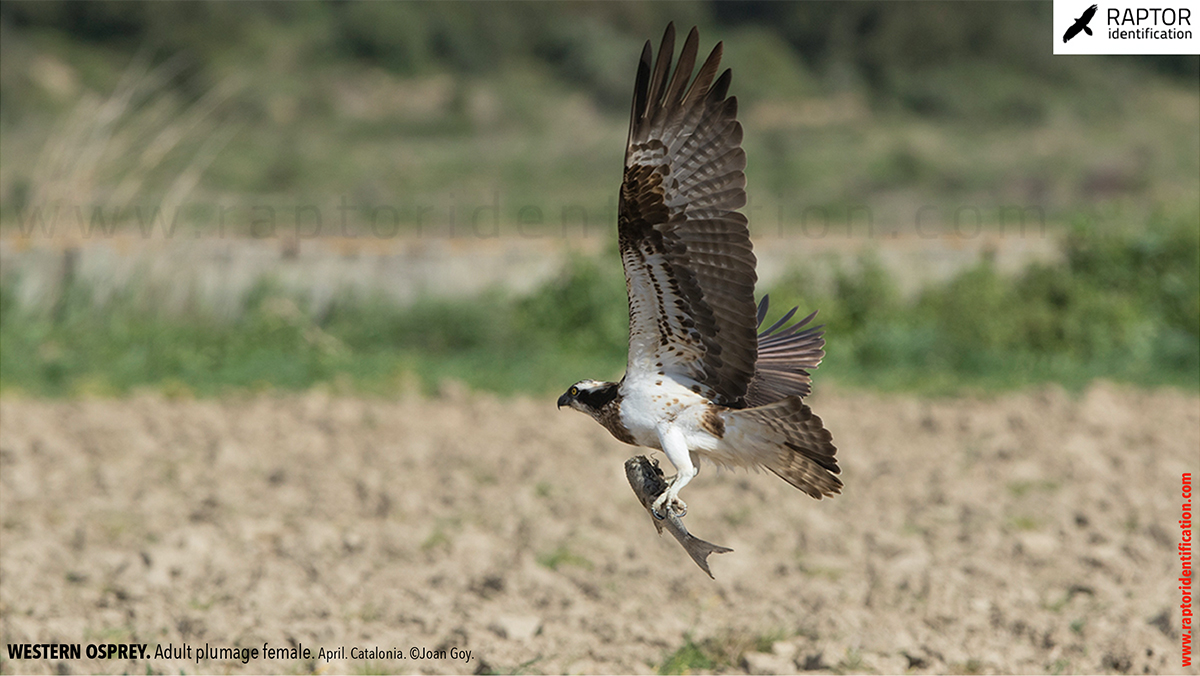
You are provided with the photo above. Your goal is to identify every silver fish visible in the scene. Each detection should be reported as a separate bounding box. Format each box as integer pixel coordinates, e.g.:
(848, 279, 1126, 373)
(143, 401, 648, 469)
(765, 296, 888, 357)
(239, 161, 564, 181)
(624, 455, 732, 579)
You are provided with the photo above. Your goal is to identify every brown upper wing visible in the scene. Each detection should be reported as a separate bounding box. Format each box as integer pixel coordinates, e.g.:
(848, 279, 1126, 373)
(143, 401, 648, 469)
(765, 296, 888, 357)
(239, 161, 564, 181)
(619, 23, 759, 407)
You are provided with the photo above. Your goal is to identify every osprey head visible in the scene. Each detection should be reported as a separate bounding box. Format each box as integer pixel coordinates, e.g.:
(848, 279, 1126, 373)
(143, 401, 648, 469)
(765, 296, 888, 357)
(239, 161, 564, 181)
(557, 379, 619, 415)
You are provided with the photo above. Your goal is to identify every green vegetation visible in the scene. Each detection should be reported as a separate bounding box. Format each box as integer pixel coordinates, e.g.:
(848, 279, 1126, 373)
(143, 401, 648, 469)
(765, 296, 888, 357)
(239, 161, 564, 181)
(770, 213, 1200, 394)
(657, 629, 789, 674)
(0, 254, 632, 397)
(0, 3, 1196, 399)
(1, 3, 1196, 235)
(658, 636, 716, 675)
(2, 213, 1195, 398)
(535, 543, 593, 571)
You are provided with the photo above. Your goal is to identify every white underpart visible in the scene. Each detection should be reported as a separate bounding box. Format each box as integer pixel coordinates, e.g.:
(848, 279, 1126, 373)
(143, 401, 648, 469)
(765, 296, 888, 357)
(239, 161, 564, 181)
(619, 370, 721, 512)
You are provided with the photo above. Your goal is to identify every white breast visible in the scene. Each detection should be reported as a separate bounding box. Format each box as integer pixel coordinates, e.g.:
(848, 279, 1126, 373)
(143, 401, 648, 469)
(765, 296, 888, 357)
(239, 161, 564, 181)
(618, 372, 718, 451)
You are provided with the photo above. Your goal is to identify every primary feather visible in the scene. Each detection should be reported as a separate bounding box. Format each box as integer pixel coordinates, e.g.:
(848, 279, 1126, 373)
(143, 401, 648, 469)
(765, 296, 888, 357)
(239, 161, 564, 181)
(620, 24, 759, 407)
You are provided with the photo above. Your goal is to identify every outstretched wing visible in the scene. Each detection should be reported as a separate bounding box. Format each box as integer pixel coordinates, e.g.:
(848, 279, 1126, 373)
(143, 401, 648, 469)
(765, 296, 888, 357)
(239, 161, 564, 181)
(619, 23, 759, 406)
(745, 296, 826, 407)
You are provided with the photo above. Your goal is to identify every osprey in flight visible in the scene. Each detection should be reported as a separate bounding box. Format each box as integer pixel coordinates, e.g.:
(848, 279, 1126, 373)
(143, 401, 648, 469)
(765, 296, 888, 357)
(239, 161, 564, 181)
(558, 24, 841, 519)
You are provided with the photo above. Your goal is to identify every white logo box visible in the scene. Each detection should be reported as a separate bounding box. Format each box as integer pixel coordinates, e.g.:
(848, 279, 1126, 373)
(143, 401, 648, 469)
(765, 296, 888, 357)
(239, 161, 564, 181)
(1054, 0, 1200, 54)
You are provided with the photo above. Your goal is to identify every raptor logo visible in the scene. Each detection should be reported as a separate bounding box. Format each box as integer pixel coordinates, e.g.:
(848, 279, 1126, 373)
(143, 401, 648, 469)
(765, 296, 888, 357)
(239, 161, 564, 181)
(1063, 3, 1099, 42)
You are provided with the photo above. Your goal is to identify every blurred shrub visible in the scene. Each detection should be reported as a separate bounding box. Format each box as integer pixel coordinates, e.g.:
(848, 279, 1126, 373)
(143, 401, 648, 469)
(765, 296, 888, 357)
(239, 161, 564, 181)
(334, 2, 433, 75)
(4, 0, 1194, 118)
(890, 62, 1050, 125)
(513, 255, 629, 356)
(718, 26, 815, 104)
(804, 214, 1199, 390)
(3, 216, 1196, 397)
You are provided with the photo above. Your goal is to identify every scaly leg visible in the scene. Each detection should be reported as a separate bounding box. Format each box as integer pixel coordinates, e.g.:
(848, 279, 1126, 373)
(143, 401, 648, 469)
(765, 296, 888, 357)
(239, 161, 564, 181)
(652, 425, 697, 518)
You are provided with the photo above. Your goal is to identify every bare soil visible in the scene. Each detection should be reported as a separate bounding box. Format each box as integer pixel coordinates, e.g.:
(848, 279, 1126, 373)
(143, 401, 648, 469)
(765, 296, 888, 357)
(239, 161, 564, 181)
(1, 383, 1197, 674)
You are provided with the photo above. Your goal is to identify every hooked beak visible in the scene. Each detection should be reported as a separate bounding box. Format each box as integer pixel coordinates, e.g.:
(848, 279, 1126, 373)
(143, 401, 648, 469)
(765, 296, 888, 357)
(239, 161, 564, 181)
(557, 392, 571, 409)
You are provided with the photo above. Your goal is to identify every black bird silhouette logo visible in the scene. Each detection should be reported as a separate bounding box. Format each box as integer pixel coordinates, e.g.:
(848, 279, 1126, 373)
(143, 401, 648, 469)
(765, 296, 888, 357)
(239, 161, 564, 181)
(1063, 4, 1099, 42)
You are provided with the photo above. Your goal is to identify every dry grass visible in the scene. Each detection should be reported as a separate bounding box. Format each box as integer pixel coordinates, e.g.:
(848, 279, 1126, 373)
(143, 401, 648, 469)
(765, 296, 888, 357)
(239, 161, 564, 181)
(22, 51, 239, 235)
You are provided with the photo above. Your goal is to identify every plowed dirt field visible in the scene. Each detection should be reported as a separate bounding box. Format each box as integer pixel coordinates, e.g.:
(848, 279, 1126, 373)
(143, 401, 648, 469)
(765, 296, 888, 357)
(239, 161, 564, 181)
(1, 384, 1196, 674)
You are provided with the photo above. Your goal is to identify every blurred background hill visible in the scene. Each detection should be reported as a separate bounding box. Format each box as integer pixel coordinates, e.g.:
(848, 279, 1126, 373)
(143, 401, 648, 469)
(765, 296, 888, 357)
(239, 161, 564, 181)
(0, 1, 1197, 396)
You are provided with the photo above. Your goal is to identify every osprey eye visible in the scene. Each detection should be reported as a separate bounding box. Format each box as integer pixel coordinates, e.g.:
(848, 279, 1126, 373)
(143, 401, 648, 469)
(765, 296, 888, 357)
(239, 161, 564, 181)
(569, 386, 579, 396)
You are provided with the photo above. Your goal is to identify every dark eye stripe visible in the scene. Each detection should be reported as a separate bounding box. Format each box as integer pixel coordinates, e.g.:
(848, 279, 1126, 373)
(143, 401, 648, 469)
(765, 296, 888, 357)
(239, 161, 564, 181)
(576, 382, 619, 409)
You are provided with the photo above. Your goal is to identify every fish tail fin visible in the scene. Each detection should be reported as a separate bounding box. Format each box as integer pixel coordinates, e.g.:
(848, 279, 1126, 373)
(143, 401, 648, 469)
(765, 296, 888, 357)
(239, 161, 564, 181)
(682, 536, 733, 579)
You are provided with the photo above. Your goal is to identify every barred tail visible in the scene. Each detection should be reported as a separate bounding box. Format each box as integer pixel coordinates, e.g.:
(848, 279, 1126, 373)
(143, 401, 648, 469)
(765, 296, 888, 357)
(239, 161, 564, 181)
(723, 395, 841, 499)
